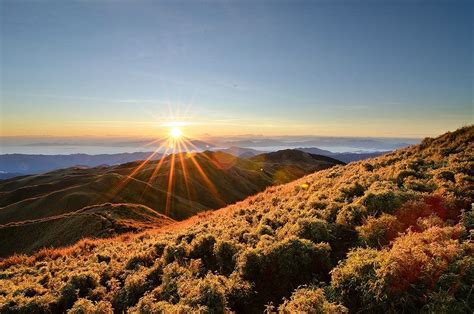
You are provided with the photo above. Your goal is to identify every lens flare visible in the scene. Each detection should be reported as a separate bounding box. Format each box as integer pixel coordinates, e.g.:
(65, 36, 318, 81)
(170, 127, 182, 139)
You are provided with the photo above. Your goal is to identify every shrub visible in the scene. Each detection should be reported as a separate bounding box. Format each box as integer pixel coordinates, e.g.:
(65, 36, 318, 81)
(162, 244, 187, 264)
(279, 287, 348, 313)
(153, 262, 191, 304)
(280, 218, 329, 243)
(178, 273, 227, 312)
(362, 191, 404, 216)
(125, 251, 156, 270)
(356, 214, 404, 247)
(437, 171, 455, 183)
(224, 274, 255, 312)
(112, 272, 149, 311)
(239, 237, 331, 304)
(335, 205, 364, 227)
(341, 182, 365, 199)
(130, 294, 194, 313)
(67, 298, 113, 314)
(214, 240, 238, 276)
(331, 226, 466, 312)
(59, 272, 99, 310)
(397, 170, 417, 187)
(188, 234, 217, 270)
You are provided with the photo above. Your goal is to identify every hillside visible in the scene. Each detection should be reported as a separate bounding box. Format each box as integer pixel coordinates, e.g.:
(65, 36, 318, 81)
(0, 203, 174, 257)
(0, 126, 472, 313)
(0, 150, 340, 256)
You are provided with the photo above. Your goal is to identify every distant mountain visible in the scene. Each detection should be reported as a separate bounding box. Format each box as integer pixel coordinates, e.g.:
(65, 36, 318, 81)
(216, 137, 418, 151)
(216, 146, 265, 158)
(0, 152, 163, 175)
(0, 149, 342, 256)
(297, 147, 388, 163)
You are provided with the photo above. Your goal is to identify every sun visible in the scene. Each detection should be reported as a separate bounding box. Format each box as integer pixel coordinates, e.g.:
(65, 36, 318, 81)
(170, 127, 183, 139)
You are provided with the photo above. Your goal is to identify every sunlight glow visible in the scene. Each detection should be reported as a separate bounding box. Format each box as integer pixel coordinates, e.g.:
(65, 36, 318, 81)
(170, 127, 183, 139)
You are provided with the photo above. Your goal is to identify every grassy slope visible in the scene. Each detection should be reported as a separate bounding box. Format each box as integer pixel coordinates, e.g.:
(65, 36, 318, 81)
(0, 127, 472, 313)
(0, 203, 175, 257)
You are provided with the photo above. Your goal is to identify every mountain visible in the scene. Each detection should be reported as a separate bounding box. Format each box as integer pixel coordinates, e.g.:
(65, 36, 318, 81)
(216, 146, 264, 158)
(0, 126, 471, 313)
(297, 147, 388, 163)
(215, 136, 418, 151)
(0, 150, 341, 256)
(0, 152, 163, 175)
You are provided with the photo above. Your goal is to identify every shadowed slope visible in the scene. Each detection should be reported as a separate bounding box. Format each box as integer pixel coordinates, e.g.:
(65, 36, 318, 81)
(0, 203, 174, 257)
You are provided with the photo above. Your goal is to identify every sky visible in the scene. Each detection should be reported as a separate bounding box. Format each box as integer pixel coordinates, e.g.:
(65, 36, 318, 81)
(1, 0, 472, 138)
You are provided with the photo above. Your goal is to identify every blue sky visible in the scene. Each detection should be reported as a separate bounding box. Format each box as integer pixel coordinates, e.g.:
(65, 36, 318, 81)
(1, 0, 472, 137)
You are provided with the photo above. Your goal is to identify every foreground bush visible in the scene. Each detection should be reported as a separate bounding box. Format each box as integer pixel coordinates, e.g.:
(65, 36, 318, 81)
(279, 287, 347, 313)
(239, 237, 331, 303)
(331, 226, 472, 312)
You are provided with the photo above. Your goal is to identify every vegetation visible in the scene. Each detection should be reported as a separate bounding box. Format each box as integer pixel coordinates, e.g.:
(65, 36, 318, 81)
(0, 126, 472, 313)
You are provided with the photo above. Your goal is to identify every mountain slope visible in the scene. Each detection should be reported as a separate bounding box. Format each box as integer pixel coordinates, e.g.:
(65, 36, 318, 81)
(0, 126, 472, 313)
(0, 203, 174, 257)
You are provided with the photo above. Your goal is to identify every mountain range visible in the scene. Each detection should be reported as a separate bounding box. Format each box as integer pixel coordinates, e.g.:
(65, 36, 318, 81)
(0, 145, 387, 179)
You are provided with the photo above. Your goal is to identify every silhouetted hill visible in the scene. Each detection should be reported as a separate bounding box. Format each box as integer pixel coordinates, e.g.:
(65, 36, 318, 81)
(0, 126, 471, 313)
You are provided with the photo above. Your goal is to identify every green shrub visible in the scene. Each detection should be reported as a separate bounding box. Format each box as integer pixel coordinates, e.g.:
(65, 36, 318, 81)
(356, 214, 404, 247)
(130, 294, 194, 313)
(280, 218, 329, 243)
(59, 272, 99, 310)
(279, 287, 348, 313)
(438, 171, 455, 183)
(341, 182, 365, 199)
(214, 240, 238, 276)
(332, 226, 467, 312)
(67, 298, 112, 314)
(153, 262, 191, 304)
(162, 244, 187, 264)
(335, 205, 364, 226)
(362, 191, 404, 216)
(397, 170, 417, 187)
(188, 234, 217, 270)
(178, 273, 227, 312)
(112, 272, 149, 311)
(125, 251, 156, 270)
(239, 237, 331, 304)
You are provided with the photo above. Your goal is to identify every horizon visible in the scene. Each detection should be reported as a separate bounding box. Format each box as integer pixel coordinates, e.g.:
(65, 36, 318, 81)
(1, 0, 472, 139)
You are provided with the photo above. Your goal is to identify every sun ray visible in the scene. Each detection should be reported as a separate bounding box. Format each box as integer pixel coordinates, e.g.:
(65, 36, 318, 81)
(165, 141, 177, 216)
(176, 140, 194, 209)
(105, 141, 167, 202)
(179, 140, 225, 206)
